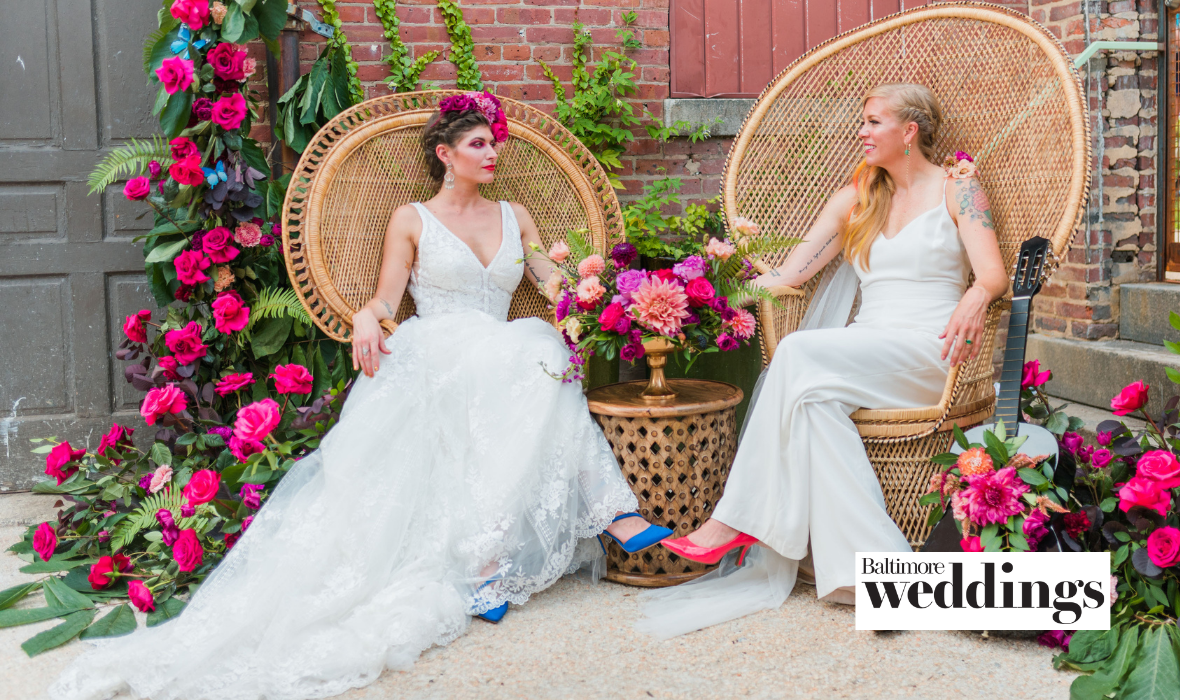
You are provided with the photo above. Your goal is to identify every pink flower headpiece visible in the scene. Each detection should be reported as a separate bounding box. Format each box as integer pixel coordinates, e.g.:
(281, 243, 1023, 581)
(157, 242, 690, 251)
(439, 91, 509, 143)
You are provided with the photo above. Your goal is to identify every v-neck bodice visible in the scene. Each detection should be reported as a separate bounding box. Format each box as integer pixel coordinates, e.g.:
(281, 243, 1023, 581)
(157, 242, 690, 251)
(407, 201, 524, 320)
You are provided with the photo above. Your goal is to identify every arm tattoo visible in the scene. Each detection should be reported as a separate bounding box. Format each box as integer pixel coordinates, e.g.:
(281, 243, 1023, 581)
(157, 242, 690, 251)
(956, 179, 995, 231)
(797, 231, 840, 276)
(378, 298, 395, 317)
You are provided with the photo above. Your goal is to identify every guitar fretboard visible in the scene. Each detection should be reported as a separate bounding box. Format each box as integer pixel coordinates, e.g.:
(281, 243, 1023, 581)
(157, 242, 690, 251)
(995, 297, 1031, 427)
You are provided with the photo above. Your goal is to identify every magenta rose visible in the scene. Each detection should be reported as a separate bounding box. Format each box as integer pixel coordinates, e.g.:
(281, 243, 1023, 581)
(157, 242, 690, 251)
(234, 398, 281, 442)
(172, 529, 204, 572)
(33, 522, 57, 562)
(684, 277, 715, 308)
(619, 342, 645, 363)
(598, 303, 629, 334)
(206, 42, 247, 81)
(1021, 360, 1050, 390)
(156, 509, 180, 545)
(211, 93, 248, 130)
(716, 333, 739, 351)
(1118, 476, 1172, 516)
(45, 442, 85, 485)
(87, 557, 117, 590)
(97, 423, 133, 462)
(169, 155, 205, 187)
(1023, 508, 1049, 546)
(192, 97, 213, 121)
(157, 355, 181, 381)
(149, 160, 162, 179)
(491, 112, 509, 143)
(1136, 450, 1180, 487)
(215, 372, 254, 396)
(1147, 527, 1180, 568)
(127, 580, 156, 613)
(229, 436, 266, 462)
(169, 137, 200, 161)
(174, 248, 211, 285)
(165, 322, 207, 365)
(1096, 431, 1113, 446)
(239, 483, 263, 509)
(170, 0, 210, 29)
(140, 384, 188, 425)
(1060, 432, 1083, 455)
(212, 290, 250, 333)
(960, 536, 984, 552)
(1091, 448, 1113, 469)
(183, 469, 221, 505)
(122, 309, 152, 343)
(155, 56, 194, 95)
(123, 176, 151, 201)
(1111, 381, 1149, 416)
(269, 364, 313, 395)
(201, 226, 239, 264)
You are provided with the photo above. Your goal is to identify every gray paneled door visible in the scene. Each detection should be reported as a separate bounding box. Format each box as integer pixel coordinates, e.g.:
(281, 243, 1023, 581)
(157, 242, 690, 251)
(0, 0, 163, 489)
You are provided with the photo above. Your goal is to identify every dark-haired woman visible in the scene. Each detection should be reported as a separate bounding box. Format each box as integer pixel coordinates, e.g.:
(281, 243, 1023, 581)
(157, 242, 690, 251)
(50, 92, 668, 700)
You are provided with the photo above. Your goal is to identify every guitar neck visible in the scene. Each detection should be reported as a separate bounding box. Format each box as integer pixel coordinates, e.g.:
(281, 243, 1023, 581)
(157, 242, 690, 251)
(995, 297, 1031, 426)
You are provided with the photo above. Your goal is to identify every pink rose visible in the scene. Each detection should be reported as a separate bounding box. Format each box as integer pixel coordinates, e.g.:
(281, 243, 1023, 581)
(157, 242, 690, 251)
(169, 155, 205, 187)
(183, 469, 221, 505)
(684, 276, 715, 308)
(170, 0, 210, 30)
(140, 384, 188, 425)
(548, 240, 570, 263)
(157, 355, 181, 381)
(1091, 448, 1113, 469)
(705, 237, 736, 260)
(1136, 450, 1180, 487)
(1111, 381, 1149, 416)
(165, 322, 207, 365)
(597, 303, 630, 334)
(149, 465, 173, 494)
(1021, 360, 1050, 389)
(155, 56, 194, 95)
(960, 536, 984, 552)
(172, 529, 204, 572)
(1096, 431, 1113, 446)
(242, 57, 257, 78)
(269, 364, 313, 395)
(215, 372, 254, 396)
(233, 222, 262, 247)
(88, 557, 116, 590)
(206, 42, 247, 81)
(491, 112, 509, 143)
(123, 309, 151, 343)
(1146, 527, 1180, 568)
(229, 436, 265, 462)
(1023, 508, 1050, 546)
(127, 580, 156, 613)
(45, 442, 85, 485)
(234, 398, 281, 442)
(174, 248, 211, 285)
(98, 424, 134, 465)
(169, 137, 200, 161)
(123, 176, 151, 201)
(1060, 432, 1083, 455)
(211, 93, 248, 130)
(33, 522, 57, 562)
(1118, 476, 1172, 516)
(201, 226, 239, 264)
(212, 290, 250, 333)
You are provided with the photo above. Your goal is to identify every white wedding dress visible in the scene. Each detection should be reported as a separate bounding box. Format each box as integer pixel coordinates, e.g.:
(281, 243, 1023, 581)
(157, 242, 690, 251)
(51, 200, 638, 700)
(640, 180, 970, 638)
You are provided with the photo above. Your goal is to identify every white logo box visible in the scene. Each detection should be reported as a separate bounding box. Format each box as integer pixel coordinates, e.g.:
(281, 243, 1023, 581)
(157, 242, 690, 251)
(854, 552, 1111, 631)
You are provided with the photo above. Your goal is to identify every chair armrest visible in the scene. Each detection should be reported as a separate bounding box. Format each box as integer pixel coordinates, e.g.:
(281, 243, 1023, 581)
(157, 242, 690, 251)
(379, 319, 399, 337)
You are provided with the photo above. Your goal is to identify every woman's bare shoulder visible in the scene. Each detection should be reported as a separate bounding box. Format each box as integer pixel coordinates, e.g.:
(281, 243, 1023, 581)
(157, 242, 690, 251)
(828, 184, 859, 214)
(387, 203, 424, 244)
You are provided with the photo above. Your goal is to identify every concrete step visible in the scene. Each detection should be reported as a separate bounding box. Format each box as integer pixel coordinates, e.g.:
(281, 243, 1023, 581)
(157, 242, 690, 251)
(1026, 334, 1180, 417)
(1119, 283, 1180, 346)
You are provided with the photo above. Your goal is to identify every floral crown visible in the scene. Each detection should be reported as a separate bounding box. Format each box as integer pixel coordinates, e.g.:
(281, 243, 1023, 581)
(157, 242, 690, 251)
(438, 91, 510, 143)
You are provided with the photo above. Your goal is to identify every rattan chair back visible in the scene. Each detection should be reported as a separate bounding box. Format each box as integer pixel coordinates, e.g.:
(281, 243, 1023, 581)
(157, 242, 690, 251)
(281, 91, 622, 341)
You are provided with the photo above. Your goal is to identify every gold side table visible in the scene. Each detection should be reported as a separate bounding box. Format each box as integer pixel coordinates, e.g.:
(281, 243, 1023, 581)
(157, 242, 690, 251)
(586, 378, 743, 587)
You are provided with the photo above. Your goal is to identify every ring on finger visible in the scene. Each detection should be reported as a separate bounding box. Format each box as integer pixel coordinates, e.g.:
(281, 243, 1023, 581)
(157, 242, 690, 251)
(361, 347, 370, 355)
(964, 339, 973, 345)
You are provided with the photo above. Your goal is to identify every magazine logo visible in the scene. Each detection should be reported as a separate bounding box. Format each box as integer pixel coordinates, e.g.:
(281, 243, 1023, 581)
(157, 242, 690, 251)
(855, 552, 1110, 630)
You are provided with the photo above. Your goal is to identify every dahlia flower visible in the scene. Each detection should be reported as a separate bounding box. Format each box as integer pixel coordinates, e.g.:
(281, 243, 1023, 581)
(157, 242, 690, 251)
(958, 467, 1028, 526)
(630, 277, 690, 337)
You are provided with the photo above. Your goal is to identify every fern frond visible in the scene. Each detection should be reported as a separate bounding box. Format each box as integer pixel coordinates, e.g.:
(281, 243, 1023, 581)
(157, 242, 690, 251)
(110, 487, 187, 552)
(564, 228, 597, 263)
(143, 15, 179, 74)
(249, 287, 314, 328)
(88, 137, 172, 195)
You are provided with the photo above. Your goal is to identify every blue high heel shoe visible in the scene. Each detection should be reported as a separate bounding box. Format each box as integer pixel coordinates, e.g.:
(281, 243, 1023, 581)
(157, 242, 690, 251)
(472, 580, 508, 623)
(598, 513, 674, 554)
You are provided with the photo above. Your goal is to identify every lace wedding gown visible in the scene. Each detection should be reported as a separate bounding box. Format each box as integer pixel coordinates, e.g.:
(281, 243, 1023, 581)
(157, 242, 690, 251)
(51, 200, 638, 700)
(640, 180, 970, 638)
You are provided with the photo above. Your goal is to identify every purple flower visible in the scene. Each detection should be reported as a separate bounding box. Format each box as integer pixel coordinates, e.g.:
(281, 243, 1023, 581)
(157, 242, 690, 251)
(1096, 431, 1112, 446)
(555, 292, 572, 322)
(616, 269, 647, 298)
(240, 484, 263, 509)
(610, 242, 637, 269)
(260, 234, 275, 247)
(242, 515, 254, 532)
(439, 94, 479, 113)
(720, 306, 737, 322)
(672, 255, 708, 281)
(181, 504, 195, 518)
(1037, 630, 1072, 651)
(620, 342, 645, 362)
(1061, 432, 1083, 455)
(138, 474, 153, 490)
(717, 333, 739, 351)
(156, 509, 180, 545)
(208, 425, 233, 442)
(629, 328, 642, 344)
(272, 222, 281, 237)
(683, 311, 700, 325)
(149, 160, 162, 179)
(190, 229, 206, 252)
(709, 296, 729, 313)
(192, 97, 213, 122)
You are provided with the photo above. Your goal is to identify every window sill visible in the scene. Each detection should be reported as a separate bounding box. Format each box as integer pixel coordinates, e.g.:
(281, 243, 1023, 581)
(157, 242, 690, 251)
(662, 98, 756, 137)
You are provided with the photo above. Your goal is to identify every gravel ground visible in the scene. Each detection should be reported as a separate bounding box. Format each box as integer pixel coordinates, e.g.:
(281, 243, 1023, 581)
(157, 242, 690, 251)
(1, 492, 1077, 700)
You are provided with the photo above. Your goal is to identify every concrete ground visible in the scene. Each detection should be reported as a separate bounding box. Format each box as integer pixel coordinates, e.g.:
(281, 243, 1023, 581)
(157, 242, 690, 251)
(1, 492, 1077, 700)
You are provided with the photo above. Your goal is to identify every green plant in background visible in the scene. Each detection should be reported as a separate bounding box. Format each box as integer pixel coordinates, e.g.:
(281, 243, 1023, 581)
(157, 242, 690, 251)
(623, 178, 726, 260)
(438, 0, 483, 91)
(314, 0, 363, 103)
(375, 0, 440, 92)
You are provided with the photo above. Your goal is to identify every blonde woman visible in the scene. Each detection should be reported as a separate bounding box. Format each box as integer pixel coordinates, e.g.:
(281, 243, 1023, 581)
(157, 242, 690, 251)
(646, 84, 1007, 635)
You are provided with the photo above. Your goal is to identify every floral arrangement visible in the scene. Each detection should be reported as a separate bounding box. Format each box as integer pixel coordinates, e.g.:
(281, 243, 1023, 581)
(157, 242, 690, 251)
(535, 219, 772, 381)
(943, 150, 977, 179)
(1, 0, 355, 657)
(438, 90, 509, 143)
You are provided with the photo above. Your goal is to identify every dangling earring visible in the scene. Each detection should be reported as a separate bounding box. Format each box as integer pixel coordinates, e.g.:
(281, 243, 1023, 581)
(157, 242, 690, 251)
(443, 162, 455, 190)
(904, 140, 911, 187)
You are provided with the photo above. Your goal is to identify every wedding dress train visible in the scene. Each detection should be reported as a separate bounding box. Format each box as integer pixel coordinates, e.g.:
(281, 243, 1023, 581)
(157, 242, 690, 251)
(51, 200, 638, 700)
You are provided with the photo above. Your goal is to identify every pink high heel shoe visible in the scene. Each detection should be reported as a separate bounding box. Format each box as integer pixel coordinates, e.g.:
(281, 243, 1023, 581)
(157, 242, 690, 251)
(660, 532, 759, 565)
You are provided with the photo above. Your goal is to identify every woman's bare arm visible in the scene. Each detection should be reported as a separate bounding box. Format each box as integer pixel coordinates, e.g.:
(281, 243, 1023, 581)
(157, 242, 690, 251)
(351, 205, 420, 377)
(512, 202, 560, 302)
(753, 185, 858, 290)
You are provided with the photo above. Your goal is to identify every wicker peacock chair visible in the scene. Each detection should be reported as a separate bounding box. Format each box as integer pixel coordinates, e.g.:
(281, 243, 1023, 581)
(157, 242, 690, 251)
(722, 3, 1090, 548)
(281, 91, 622, 341)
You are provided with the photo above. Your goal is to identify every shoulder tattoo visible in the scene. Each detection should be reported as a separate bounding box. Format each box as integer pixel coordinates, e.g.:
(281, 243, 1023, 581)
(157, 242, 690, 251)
(956, 179, 995, 231)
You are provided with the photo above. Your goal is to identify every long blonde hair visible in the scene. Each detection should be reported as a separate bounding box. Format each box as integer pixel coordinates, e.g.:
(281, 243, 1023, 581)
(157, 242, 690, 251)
(844, 83, 943, 269)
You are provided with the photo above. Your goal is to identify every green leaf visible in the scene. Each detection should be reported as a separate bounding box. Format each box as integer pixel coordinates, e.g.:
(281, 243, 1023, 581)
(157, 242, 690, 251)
(982, 428, 1009, 464)
(1166, 367, 1180, 385)
(152, 84, 170, 116)
(87, 136, 172, 195)
(1008, 531, 1030, 551)
(1170, 310, 1180, 333)
(1121, 626, 1180, 700)
(240, 138, 270, 176)
(0, 606, 82, 629)
(43, 578, 94, 611)
(20, 557, 97, 574)
(151, 442, 173, 466)
(21, 609, 96, 657)
(251, 315, 293, 358)
(0, 582, 41, 611)
(952, 424, 969, 450)
(236, 0, 259, 13)
(146, 22, 181, 77)
(160, 90, 194, 139)
(222, 2, 246, 42)
(1017, 467, 1048, 486)
(30, 479, 93, 495)
(144, 237, 189, 264)
(1068, 628, 1120, 664)
(1046, 411, 1069, 436)
(79, 603, 137, 640)
(146, 597, 186, 627)
(255, 0, 288, 41)
(1100, 497, 1118, 512)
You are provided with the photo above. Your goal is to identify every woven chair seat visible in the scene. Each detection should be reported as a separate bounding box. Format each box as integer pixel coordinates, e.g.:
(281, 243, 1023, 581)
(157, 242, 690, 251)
(723, 3, 1090, 547)
(281, 91, 621, 341)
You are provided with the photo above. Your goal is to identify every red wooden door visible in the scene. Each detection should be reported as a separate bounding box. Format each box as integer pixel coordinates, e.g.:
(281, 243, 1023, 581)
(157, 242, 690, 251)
(671, 0, 931, 98)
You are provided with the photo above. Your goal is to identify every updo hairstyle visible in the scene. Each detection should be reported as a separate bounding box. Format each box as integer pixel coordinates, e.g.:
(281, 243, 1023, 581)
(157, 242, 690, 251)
(421, 110, 491, 181)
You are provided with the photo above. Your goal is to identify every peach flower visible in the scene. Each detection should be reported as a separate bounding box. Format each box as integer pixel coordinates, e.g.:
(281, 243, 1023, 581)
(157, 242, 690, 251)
(548, 240, 570, 263)
(577, 254, 606, 279)
(705, 237, 736, 260)
(576, 276, 606, 306)
(630, 277, 690, 337)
